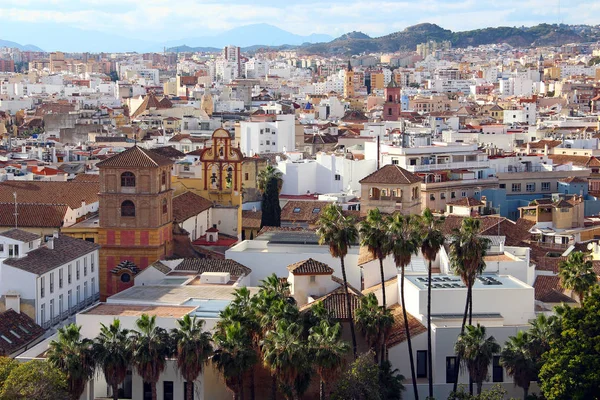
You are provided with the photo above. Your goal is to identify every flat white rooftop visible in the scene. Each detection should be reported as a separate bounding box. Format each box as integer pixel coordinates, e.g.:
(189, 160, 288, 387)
(107, 285, 260, 305)
(406, 274, 529, 290)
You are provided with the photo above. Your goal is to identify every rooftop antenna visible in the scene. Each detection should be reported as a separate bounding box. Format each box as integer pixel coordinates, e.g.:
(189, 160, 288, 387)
(13, 192, 18, 229)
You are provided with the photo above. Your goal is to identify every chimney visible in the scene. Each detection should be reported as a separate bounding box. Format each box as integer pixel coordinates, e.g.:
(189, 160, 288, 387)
(47, 237, 54, 250)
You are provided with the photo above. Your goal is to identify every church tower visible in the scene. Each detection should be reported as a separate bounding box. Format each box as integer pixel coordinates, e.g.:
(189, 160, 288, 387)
(383, 75, 402, 121)
(96, 146, 175, 300)
(344, 61, 355, 99)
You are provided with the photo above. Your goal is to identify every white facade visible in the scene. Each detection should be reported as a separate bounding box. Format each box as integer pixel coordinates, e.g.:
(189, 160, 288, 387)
(0, 232, 100, 329)
(239, 114, 295, 156)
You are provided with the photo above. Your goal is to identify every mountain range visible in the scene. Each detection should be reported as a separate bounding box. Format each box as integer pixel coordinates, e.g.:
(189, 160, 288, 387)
(300, 23, 600, 55)
(2, 23, 600, 55)
(0, 40, 43, 52)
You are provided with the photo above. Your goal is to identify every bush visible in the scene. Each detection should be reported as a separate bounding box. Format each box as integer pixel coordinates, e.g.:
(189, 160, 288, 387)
(0, 360, 69, 400)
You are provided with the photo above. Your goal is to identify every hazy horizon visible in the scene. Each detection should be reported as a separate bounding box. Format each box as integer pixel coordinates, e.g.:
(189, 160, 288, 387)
(0, 0, 599, 52)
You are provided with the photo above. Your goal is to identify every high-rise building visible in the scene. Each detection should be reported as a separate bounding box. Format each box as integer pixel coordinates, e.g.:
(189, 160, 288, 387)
(222, 45, 242, 77)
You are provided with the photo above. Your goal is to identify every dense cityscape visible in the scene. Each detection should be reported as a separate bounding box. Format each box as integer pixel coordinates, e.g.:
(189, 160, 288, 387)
(0, 7, 599, 400)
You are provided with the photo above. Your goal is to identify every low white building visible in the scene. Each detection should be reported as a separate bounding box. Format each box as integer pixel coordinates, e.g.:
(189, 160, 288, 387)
(0, 229, 100, 329)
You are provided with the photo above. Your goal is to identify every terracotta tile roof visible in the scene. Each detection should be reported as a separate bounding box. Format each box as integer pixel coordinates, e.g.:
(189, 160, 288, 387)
(359, 165, 422, 185)
(442, 215, 531, 247)
(256, 226, 309, 237)
(4, 235, 99, 275)
(530, 245, 565, 273)
(172, 258, 252, 276)
(150, 146, 186, 159)
(0, 181, 98, 210)
(281, 201, 331, 223)
(386, 304, 427, 347)
(172, 192, 212, 222)
(559, 176, 587, 183)
(554, 199, 573, 208)
(287, 258, 334, 275)
(528, 140, 562, 149)
(301, 278, 363, 321)
(533, 275, 576, 303)
(96, 145, 174, 168)
(0, 229, 40, 242)
(169, 134, 206, 143)
(341, 110, 369, 122)
(446, 197, 484, 207)
(548, 154, 593, 167)
(242, 210, 262, 229)
(0, 309, 44, 356)
(0, 203, 68, 229)
(71, 174, 100, 182)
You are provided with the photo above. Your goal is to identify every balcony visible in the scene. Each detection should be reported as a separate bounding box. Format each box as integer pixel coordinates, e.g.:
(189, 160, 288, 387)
(422, 177, 498, 189)
(406, 160, 490, 172)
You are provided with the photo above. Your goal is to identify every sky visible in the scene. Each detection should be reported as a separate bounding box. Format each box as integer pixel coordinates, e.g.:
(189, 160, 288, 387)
(0, 0, 599, 50)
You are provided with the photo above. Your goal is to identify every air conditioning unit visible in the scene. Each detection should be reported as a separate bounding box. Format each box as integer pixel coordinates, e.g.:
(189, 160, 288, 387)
(200, 272, 231, 285)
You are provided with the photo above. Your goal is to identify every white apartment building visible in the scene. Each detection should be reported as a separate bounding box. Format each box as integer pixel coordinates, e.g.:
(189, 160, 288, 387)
(238, 113, 295, 155)
(0, 230, 100, 329)
(503, 101, 537, 126)
(277, 152, 377, 196)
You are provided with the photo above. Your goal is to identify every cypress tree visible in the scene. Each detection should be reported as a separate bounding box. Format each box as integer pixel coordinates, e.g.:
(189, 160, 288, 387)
(260, 177, 281, 228)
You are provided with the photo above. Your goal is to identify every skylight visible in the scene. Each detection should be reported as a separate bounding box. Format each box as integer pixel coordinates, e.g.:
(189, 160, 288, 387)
(293, 207, 301, 213)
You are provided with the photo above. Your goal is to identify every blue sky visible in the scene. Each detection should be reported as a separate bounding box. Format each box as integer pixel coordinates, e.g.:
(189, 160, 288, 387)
(0, 0, 598, 50)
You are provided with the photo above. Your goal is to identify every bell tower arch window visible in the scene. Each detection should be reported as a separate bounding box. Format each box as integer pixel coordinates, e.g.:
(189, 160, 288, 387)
(121, 172, 136, 187)
(121, 200, 135, 217)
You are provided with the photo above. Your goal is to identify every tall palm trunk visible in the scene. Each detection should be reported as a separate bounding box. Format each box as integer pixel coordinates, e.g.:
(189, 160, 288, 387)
(186, 380, 193, 400)
(320, 379, 325, 400)
(379, 256, 388, 364)
(468, 282, 474, 396)
(250, 369, 255, 400)
(523, 386, 529, 399)
(427, 260, 433, 400)
(401, 265, 418, 400)
(378, 257, 387, 309)
(476, 381, 483, 395)
(112, 382, 119, 400)
(341, 257, 358, 358)
(271, 374, 277, 400)
(454, 287, 471, 393)
(151, 382, 157, 400)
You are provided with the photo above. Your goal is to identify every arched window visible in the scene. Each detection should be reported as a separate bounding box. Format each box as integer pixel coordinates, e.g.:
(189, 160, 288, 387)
(388, 95, 393, 102)
(121, 200, 135, 217)
(161, 171, 167, 186)
(162, 198, 167, 214)
(121, 172, 135, 187)
(388, 108, 392, 116)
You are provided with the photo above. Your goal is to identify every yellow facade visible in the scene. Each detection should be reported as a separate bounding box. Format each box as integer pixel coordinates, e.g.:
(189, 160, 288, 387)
(344, 69, 355, 98)
(544, 67, 561, 80)
(371, 73, 385, 91)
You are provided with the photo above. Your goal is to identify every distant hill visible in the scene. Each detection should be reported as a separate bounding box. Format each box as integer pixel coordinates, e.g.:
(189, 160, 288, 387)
(162, 23, 332, 52)
(0, 39, 43, 52)
(300, 23, 600, 55)
(166, 45, 220, 53)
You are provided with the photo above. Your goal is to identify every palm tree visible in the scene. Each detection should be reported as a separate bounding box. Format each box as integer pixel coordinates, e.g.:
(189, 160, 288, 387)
(47, 323, 95, 400)
(262, 321, 309, 400)
(389, 212, 421, 400)
(360, 208, 392, 309)
(500, 331, 537, 399)
(308, 320, 349, 400)
(454, 324, 500, 395)
(419, 208, 445, 399)
(354, 293, 394, 365)
(316, 203, 359, 358)
(93, 319, 132, 400)
(213, 321, 258, 400)
(558, 251, 597, 302)
(258, 164, 283, 193)
(172, 315, 213, 400)
(217, 288, 260, 400)
(130, 314, 173, 400)
(449, 218, 490, 328)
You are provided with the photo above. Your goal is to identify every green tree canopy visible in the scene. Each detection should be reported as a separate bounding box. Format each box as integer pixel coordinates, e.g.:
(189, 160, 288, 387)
(539, 287, 600, 399)
(0, 360, 69, 400)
